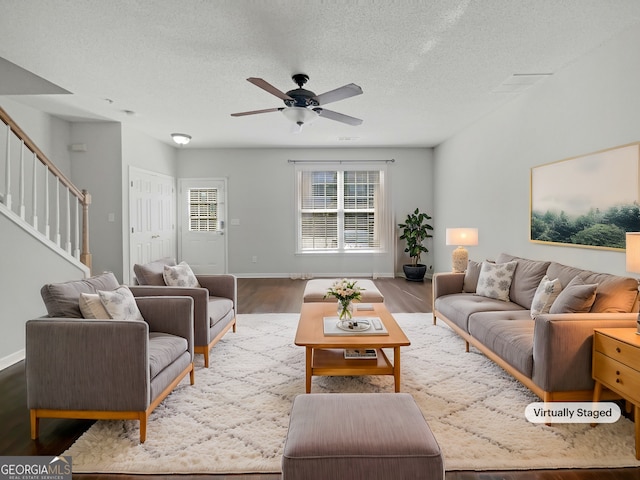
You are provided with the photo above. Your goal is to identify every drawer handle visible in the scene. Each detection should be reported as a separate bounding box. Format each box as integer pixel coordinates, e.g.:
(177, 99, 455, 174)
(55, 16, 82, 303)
(616, 347, 621, 353)
(616, 378, 621, 384)
(616, 371, 621, 375)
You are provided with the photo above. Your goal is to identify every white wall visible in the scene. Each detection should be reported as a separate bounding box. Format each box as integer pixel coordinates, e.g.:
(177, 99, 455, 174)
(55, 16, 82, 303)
(69, 122, 124, 278)
(433, 25, 640, 276)
(0, 212, 86, 367)
(177, 147, 433, 277)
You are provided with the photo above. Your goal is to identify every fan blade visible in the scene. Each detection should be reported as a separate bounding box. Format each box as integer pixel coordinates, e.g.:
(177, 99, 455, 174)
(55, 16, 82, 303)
(314, 83, 363, 106)
(230, 107, 283, 117)
(315, 108, 363, 126)
(247, 78, 293, 100)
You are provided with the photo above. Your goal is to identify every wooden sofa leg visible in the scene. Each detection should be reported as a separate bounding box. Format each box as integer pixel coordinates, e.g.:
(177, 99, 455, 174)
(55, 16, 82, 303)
(465, 341, 470, 353)
(30, 410, 39, 440)
(204, 349, 210, 368)
(232, 317, 237, 333)
(190, 364, 195, 385)
(139, 413, 148, 443)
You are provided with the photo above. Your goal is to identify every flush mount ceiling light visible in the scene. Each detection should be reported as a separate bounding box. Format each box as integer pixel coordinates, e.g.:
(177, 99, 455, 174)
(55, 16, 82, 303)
(171, 133, 192, 145)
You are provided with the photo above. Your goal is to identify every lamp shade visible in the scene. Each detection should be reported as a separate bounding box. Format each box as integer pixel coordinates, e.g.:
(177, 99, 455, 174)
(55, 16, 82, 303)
(626, 232, 640, 273)
(281, 107, 319, 126)
(445, 228, 479, 246)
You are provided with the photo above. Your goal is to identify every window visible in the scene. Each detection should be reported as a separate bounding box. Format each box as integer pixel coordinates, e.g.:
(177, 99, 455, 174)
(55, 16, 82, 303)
(296, 166, 388, 253)
(188, 188, 218, 232)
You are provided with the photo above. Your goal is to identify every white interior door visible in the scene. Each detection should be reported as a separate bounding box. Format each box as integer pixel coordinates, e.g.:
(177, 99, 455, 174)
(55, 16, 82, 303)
(178, 178, 227, 274)
(129, 168, 176, 280)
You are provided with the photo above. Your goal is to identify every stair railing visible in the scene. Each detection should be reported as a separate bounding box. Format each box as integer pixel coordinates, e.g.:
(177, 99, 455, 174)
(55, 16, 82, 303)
(0, 106, 92, 271)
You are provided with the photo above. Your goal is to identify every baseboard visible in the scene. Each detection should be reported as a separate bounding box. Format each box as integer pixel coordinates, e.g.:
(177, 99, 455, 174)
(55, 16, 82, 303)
(0, 349, 25, 371)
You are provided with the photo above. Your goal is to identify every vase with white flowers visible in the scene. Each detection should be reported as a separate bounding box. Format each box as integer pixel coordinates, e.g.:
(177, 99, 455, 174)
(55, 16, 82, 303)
(324, 278, 363, 323)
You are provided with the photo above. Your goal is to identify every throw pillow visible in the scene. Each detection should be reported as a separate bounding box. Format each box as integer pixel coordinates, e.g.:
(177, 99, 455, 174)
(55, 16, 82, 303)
(98, 285, 145, 321)
(530, 275, 563, 318)
(79, 293, 111, 319)
(475, 261, 517, 302)
(549, 276, 597, 314)
(462, 260, 483, 293)
(163, 261, 200, 287)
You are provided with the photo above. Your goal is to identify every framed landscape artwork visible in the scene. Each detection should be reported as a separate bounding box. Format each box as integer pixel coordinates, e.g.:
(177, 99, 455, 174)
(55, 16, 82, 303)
(530, 142, 640, 250)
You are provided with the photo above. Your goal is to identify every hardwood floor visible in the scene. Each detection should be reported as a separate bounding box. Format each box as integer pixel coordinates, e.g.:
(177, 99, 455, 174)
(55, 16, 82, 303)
(3, 277, 639, 480)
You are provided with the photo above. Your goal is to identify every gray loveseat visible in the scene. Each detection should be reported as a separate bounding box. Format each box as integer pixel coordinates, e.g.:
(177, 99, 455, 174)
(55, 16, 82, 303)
(433, 253, 639, 402)
(26, 272, 195, 443)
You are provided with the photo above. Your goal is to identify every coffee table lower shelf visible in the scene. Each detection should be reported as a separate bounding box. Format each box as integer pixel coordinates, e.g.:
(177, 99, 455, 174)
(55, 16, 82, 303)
(305, 347, 398, 393)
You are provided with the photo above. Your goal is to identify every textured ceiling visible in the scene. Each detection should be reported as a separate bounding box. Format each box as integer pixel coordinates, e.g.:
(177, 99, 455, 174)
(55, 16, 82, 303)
(1, 1, 640, 148)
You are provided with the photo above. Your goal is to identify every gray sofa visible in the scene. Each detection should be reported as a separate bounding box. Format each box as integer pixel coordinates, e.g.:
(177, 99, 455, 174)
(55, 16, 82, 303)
(131, 258, 237, 368)
(433, 253, 639, 402)
(27, 272, 195, 443)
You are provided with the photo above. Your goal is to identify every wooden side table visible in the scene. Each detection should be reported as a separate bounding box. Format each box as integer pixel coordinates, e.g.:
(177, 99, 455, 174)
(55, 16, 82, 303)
(592, 327, 640, 459)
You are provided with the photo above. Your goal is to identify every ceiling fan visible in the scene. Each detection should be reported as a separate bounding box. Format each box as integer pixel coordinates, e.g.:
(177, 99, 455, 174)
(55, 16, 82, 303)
(230, 74, 363, 132)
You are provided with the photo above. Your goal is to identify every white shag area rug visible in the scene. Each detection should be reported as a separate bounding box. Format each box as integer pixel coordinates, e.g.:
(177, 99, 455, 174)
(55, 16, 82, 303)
(64, 313, 640, 473)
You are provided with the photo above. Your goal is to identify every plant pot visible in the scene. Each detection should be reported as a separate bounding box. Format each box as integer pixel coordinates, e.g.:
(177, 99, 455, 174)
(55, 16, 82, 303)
(403, 264, 427, 282)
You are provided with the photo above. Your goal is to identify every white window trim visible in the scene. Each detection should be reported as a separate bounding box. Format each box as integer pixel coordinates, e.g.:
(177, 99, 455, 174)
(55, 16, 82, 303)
(295, 163, 391, 255)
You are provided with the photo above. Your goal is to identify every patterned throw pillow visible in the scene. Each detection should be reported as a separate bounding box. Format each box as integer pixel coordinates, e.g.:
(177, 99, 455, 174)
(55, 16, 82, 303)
(98, 285, 145, 321)
(163, 261, 200, 287)
(530, 275, 563, 318)
(475, 261, 517, 302)
(79, 293, 111, 319)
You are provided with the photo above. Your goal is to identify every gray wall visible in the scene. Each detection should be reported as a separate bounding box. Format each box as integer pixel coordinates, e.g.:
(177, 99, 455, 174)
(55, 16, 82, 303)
(177, 147, 433, 277)
(433, 25, 640, 277)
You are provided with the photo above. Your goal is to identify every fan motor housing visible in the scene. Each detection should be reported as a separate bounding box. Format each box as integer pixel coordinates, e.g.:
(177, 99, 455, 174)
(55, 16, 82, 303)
(284, 88, 319, 108)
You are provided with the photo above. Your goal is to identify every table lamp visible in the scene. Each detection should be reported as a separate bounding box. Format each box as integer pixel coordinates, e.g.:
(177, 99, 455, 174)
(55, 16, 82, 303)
(625, 232, 640, 334)
(446, 228, 479, 273)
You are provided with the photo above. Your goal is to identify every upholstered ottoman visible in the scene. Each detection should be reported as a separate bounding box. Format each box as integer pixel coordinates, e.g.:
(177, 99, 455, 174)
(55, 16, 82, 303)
(282, 393, 444, 480)
(302, 278, 384, 303)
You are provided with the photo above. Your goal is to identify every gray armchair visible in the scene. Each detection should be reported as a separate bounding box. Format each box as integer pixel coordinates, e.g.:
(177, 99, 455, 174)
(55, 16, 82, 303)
(26, 272, 195, 443)
(131, 258, 237, 368)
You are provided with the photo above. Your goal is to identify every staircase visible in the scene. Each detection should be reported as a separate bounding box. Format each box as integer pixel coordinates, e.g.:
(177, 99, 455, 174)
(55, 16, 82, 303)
(0, 106, 91, 274)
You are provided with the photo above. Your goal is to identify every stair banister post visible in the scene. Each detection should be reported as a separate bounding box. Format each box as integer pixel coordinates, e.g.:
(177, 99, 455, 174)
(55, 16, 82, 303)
(32, 151, 38, 230)
(4, 124, 11, 210)
(19, 140, 25, 219)
(80, 189, 92, 272)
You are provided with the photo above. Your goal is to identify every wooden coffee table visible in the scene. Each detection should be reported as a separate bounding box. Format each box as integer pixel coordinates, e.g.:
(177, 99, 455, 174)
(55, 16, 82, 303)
(294, 302, 410, 393)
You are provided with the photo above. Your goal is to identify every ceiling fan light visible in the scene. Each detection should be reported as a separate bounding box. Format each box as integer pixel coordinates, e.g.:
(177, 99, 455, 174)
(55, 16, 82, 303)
(281, 107, 318, 126)
(171, 133, 192, 145)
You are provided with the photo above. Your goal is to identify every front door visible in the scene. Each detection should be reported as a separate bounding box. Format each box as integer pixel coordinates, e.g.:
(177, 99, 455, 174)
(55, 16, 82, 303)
(178, 178, 227, 274)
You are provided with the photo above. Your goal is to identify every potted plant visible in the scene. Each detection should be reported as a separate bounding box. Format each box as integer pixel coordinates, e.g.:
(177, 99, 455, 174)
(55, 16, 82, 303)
(398, 208, 434, 281)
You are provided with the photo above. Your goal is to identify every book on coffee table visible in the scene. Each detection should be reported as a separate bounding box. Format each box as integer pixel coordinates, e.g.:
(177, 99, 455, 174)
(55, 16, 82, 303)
(344, 348, 378, 359)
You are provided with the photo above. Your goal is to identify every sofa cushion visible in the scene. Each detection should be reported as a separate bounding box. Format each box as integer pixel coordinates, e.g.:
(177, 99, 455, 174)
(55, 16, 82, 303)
(468, 311, 534, 377)
(163, 261, 200, 287)
(79, 293, 111, 319)
(133, 257, 177, 286)
(462, 260, 482, 293)
(41, 272, 120, 318)
(496, 254, 551, 309)
(476, 261, 517, 302)
(549, 276, 597, 314)
(148, 332, 189, 379)
(98, 286, 145, 321)
(209, 297, 234, 327)
(435, 293, 525, 332)
(530, 275, 563, 318)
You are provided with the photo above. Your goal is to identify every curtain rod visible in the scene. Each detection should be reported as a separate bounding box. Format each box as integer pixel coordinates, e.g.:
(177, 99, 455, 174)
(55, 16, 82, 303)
(288, 159, 395, 164)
